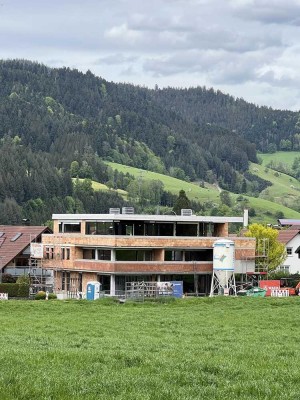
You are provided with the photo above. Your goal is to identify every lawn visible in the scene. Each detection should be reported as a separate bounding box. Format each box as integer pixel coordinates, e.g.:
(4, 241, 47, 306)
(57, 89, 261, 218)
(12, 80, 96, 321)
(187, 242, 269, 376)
(1, 298, 300, 400)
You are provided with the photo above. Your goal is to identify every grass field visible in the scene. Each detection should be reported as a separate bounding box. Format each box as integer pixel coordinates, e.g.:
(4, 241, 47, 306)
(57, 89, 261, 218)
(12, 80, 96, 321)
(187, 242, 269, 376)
(1, 297, 300, 400)
(259, 151, 300, 167)
(106, 161, 300, 222)
(73, 178, 128, 198)
(106, 161, 221, 203)
(249, 162, 300, 209)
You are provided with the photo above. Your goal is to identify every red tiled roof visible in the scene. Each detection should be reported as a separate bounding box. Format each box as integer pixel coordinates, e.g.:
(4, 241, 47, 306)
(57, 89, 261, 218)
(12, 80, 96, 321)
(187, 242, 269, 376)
(0, 225, 51, 269)
(278, 229, 300, 245)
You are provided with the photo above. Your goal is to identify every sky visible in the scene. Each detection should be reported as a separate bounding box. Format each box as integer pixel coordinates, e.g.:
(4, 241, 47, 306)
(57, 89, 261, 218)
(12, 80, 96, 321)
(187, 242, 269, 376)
(1, 0, 300, 111)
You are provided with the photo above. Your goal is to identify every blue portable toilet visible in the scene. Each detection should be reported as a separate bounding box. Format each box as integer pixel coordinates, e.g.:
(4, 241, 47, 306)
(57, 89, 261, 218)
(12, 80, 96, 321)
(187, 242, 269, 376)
(86, 281, 101, 300)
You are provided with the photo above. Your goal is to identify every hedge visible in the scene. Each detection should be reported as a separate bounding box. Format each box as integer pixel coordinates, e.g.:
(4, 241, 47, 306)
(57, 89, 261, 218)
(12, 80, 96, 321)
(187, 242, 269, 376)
(0, 283, 30, 298)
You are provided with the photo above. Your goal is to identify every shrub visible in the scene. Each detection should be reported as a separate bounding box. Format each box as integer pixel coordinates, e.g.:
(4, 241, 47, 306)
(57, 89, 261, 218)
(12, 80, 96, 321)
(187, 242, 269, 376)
(16, 275, 30, 285)
(48, 293, 57, 300)
(35, 291, 46, 300)
(0, 283, 29, 298)
(1, 274, 16, 283)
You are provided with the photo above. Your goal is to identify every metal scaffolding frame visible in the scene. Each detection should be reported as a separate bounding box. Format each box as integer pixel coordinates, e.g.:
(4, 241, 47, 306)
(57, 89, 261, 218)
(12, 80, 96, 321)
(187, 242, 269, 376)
(29, 238, 53, 294)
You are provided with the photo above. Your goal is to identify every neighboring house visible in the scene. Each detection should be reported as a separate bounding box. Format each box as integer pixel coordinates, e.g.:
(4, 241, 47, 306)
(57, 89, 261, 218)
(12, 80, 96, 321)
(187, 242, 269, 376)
(278, 227, 300, 274)
(0, 225, 52, 283)
(42, 209, 256, 296)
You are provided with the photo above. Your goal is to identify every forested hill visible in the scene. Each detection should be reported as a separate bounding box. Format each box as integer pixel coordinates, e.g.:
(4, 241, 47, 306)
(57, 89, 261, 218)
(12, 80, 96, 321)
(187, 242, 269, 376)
(152, 87, 299, 153)
(0, 59, 299, 224)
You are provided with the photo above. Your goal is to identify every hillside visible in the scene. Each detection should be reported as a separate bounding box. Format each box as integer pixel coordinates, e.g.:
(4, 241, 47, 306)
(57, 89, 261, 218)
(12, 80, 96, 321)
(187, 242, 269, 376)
(1, 60, 300, 224)
(106, 162, 300, 222)
(260, 152, 300, 168)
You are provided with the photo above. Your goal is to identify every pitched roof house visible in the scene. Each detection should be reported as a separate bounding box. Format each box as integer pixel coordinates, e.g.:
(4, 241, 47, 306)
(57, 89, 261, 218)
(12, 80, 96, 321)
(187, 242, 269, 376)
(278, 227, 300, 274)
(0, 225, 51, 279)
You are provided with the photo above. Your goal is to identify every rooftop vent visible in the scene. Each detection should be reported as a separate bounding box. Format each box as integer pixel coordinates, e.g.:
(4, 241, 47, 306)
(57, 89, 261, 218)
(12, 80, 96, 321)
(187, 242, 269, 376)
(181, 209, 193, 216)
(109, 208, 120, 214)
(122, 207, 134, 215)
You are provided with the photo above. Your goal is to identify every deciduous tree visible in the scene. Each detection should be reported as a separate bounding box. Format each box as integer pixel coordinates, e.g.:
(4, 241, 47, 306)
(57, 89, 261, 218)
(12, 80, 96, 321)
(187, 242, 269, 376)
(244, 223, 286, 272)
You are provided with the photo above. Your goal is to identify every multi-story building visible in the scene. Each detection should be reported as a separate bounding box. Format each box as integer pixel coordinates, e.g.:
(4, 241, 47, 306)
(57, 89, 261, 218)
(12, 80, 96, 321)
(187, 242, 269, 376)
(42, 209, 256, 296)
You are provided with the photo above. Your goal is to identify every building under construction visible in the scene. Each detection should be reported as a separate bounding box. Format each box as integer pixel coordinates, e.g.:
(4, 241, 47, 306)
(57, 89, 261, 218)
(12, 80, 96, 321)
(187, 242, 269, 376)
(41, 209, 256, 297)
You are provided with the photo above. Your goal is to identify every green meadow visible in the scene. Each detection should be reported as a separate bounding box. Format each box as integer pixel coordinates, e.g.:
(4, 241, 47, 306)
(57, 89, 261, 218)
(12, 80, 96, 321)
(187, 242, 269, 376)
(1, 298, 300, 400)
(259, 151, 300, 168)
(106, 161, 221, 203)
(249, 162, 300, 209)
(106, 162, 300, 222)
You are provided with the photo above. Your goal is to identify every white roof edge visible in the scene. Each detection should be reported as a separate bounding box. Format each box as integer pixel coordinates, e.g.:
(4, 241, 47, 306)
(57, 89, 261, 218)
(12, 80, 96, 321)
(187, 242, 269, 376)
(52, 214, 243, 223)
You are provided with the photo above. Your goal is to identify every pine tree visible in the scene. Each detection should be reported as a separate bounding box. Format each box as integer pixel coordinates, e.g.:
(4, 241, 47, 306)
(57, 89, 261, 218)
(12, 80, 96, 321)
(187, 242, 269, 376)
(173, 190, 191, 215)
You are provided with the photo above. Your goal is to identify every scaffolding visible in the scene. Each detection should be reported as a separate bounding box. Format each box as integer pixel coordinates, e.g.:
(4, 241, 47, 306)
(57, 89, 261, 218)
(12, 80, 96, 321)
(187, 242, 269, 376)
(238, 238, 270, 289)
(29, 241, 53, 294)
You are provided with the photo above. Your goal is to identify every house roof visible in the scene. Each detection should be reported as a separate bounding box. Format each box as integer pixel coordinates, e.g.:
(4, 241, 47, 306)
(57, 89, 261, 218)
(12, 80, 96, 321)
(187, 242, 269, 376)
(278, 219, 300, 226)
(277, 229, 300, 245)
(0, 225, 51, 269)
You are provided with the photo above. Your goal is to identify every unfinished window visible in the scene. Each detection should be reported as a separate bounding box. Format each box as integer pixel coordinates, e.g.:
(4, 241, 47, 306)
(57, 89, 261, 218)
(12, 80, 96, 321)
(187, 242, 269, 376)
(86, 222, 114, 235)
(165, 250, 183, 261)
(61, 247, 71, 260)
(98, 250, 111, 260)
(62, 272, 70, 291)
(176, 224, 197, 237)
(116, 250, 152, 261)
(83, 249, 95, 260)
(157, 223, 174, 236)
(45, 246, 54, 259)
(59, 223, 81, 233)
(185, 250, 213, 261)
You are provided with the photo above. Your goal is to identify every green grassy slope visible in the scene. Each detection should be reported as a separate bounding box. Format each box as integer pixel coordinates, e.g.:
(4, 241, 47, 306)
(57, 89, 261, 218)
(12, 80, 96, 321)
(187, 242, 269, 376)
(260, 151, 300, 167)
(1, 298, 300, 400)
(73, 178, 128, 198)
(106, 162, 300, 222)
(249, 162, 300, 208)
(106, 162, 221, 203)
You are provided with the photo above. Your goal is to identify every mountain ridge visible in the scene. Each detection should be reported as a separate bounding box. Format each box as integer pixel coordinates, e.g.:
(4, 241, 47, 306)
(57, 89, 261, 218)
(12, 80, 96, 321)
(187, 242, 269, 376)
(0, 59, 299, 224)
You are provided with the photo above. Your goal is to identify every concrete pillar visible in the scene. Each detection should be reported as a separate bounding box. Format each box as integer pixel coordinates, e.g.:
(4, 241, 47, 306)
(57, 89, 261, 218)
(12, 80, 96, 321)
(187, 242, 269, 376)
(111, 249, 116, 261)
(53, 220, 59, 234)
(157, 274, 161, 282)
(243, 209, 249, 228)
(110, 274, 116, 296)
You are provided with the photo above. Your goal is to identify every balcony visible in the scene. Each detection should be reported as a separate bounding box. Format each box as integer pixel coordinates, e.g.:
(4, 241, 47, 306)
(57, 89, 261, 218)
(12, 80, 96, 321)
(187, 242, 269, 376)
(44, 259, 213, 274)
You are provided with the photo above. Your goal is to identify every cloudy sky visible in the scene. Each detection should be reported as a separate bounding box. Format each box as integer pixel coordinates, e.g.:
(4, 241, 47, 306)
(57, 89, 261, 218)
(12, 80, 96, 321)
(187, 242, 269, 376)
(1, 0, 300, 110)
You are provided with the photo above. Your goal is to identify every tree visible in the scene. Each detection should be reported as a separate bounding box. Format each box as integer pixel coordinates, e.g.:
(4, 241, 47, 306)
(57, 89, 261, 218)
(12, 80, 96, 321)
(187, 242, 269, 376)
(244, 224, 286, 272)
(220, 191, 232, 207)
(173, 190, 191, 215)
(70, 161, 80, 177)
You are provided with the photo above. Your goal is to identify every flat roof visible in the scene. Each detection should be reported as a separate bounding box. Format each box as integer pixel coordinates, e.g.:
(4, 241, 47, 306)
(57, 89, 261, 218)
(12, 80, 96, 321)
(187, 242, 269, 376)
(53, 214, 244, 224)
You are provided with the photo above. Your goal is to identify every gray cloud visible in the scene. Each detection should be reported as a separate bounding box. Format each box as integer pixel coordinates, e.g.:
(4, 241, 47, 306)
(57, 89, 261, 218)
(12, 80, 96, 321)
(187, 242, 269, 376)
(232, 0, 300, 25)
(94, 54, 138, 65)
(0, 0, 300, 109)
